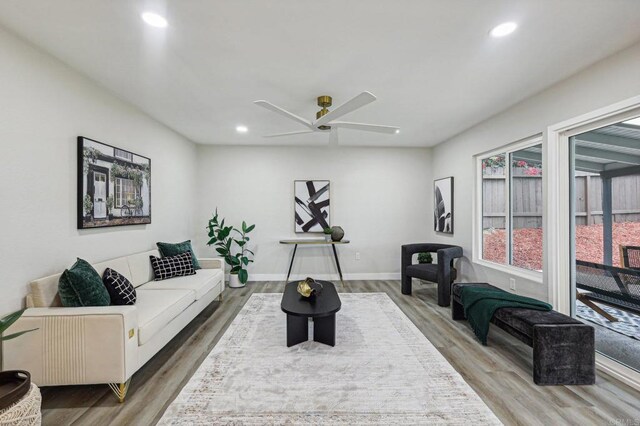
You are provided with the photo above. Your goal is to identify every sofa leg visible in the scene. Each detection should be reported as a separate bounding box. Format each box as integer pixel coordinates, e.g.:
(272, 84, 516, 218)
(108, 378, 131, 403)
(218, 291, 223, 302)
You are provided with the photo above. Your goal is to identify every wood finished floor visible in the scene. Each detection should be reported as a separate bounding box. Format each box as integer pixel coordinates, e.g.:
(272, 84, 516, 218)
(40, 281, 640, 426)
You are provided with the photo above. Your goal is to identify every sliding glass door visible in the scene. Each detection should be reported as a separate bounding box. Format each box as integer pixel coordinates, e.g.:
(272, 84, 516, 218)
(570, 116, 640, 372)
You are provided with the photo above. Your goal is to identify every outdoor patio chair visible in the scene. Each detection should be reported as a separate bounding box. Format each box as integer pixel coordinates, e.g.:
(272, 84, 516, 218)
(620, 245, 640, 270)
(575, 260, 640, 321)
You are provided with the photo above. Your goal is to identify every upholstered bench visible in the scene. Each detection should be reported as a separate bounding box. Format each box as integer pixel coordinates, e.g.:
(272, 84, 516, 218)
(451, 283, 596, 385)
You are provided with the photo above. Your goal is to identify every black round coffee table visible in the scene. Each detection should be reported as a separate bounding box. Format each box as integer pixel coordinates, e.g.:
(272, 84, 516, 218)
(281, 280, 341, 347)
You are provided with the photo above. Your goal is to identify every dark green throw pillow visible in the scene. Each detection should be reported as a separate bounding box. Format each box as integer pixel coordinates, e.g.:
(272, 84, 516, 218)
(58, 258, 111, 307)
(157, 240, 201, 270)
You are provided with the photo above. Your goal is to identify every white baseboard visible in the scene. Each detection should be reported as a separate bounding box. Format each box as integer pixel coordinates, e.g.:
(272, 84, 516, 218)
(244, 273, 400, 282)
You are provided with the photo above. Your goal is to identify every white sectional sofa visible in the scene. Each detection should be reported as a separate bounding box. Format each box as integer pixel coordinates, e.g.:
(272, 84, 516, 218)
(1, 249, 224, 402)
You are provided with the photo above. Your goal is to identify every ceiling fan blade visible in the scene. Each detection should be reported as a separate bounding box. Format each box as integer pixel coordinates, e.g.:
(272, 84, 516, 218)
(254, 100, 313, 129)
(331, 121, 399, 134)
(313, 91, 376, 129)
(329, 127, 339, 147)
(262, 130, 316, 138)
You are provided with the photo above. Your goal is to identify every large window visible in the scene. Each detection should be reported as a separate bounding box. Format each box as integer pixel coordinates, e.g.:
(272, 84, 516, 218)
(114, 177, 139, 208)
(477, 137, 543, 273)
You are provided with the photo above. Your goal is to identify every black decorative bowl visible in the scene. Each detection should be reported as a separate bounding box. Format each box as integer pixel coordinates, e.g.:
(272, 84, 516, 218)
(0, 370, 31, 410)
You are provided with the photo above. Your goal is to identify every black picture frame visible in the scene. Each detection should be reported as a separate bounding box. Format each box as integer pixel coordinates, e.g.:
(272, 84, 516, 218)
(434, 176, 453, 234)
(77, 136, 151, 229)
(294, 180, 330, 233)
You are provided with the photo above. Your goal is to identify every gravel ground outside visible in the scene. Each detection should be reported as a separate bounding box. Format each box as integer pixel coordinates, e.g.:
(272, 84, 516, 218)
(483, 222, 640, 271)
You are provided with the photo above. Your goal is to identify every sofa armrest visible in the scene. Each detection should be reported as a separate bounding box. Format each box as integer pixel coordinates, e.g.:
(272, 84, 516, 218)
(2, 306, 138, 386)
(198, 257, 225, 275)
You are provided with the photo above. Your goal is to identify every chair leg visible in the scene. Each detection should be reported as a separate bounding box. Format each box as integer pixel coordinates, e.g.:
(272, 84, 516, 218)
(108, 378, 131, 403)
(577, 293, 618, 322)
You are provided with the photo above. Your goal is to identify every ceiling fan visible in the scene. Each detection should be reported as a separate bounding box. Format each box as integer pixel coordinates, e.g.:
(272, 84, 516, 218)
(254, 92, 399, 144)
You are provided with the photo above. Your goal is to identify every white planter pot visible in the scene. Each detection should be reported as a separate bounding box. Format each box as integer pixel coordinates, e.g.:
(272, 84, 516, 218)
(228, 273, 245, 288)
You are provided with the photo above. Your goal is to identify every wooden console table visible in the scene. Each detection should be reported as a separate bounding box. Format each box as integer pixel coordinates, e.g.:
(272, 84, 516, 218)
(279, 239, 350, 284)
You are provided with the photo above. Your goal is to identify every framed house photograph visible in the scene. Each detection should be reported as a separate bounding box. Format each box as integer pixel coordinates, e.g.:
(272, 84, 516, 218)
(78, 136, 151, 229)
(434, 176, 453, 234)
(294, 180, 330, 233)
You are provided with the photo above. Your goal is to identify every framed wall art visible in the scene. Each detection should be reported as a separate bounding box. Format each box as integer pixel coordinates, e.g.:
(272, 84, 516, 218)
(78, 136, 151, 229)
(294, 180, 330, 233)
(434, 176, 453, 234)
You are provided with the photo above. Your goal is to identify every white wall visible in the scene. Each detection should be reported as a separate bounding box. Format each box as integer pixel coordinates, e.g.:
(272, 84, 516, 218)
(194, 145, 432, 281)
(0, 27, 198, 314)
(430, 41, 640, 301)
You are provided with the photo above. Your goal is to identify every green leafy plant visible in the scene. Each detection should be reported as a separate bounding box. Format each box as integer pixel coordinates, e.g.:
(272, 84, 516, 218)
(418, 252, 433, 264)
(83, 194, 93, 216)
(1, 310, 37, 342)
(323, 227, 333, 235)
(82, 147, 101, 174)
(206, 209, 255, 284)
(106, 195, 114, 212)
(133, 196, 144, 213)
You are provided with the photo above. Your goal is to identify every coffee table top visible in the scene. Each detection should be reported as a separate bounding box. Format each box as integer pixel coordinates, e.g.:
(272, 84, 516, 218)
(281, 280, 341, 318)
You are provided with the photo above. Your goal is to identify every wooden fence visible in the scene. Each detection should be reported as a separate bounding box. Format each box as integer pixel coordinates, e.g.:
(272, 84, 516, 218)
(482, 173, 640, 229)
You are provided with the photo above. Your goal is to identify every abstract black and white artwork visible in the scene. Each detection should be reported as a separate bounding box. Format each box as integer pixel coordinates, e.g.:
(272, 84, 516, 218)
(294, 180, 330, 233)
(434, 177, 453, 234)
(78, 136, 151, 229)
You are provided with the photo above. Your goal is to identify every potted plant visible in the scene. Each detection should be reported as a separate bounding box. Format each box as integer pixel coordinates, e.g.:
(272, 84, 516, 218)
(133, 196, 144, 216)
(106, 195, 114, 220)
(0, 310, 37, 410)
(83, 194, 93, 221)
(323, 227, 333, 242)
(418, 252, 433, 264)
(206, 209, 255, 288)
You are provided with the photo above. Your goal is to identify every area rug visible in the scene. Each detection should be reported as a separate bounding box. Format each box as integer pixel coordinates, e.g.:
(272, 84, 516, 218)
(577, 301, 640, 340)
(159, 293, 501, 425)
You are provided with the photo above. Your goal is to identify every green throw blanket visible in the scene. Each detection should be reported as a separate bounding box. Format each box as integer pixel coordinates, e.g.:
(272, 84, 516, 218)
(460, 286, 552, 345)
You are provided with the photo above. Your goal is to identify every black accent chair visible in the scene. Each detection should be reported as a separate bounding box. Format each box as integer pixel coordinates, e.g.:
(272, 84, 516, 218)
(401, 243, 463, 307)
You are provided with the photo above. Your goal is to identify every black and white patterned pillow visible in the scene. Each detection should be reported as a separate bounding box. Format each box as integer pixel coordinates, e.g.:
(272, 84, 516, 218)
(102, 268, 137, 305)
(150, 252, 195, 281)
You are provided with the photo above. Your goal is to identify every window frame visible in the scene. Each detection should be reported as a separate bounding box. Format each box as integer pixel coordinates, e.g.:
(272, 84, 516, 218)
(473, 134, 544, 282)
(114, 177, 139, 208)
(114, 148, 133, 162)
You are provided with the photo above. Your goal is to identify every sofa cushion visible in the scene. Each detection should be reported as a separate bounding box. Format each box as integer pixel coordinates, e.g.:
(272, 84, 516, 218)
(102, 268, 137, 305)
(141, 269, 223, 300)
(150, 253, 195, 281)
(406, 264, 457, 282)
(157, 240, 201, 270)
(58, 258, 111, 307)
(92, 257, 133, 284)
(135, 288, 195, 345)
(127, 250, 161, 287)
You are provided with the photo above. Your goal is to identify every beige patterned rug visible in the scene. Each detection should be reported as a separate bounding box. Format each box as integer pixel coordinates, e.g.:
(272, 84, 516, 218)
(159, 293, 501, 425)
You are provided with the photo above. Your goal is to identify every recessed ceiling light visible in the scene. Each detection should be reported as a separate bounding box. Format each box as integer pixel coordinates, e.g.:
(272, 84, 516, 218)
(395, 129, 400, 134)
(490, 22, 517, 38)
(236, 125, 248, 133)
(141, 12, 168, 28)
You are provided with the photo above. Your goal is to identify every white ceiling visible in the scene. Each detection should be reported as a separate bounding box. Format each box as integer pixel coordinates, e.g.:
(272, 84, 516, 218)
(1, 1, 640, 147)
